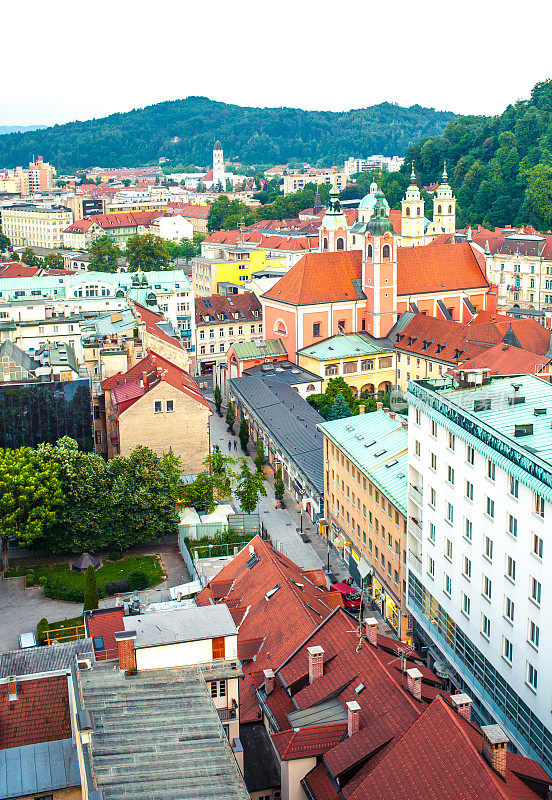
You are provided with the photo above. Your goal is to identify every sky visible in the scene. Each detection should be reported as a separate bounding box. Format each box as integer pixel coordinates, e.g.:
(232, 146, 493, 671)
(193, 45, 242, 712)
(3, 0, 552, 126)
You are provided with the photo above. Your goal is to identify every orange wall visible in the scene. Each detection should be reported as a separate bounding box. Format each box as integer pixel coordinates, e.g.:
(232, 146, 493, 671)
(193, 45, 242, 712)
(263, 303, 298, 361)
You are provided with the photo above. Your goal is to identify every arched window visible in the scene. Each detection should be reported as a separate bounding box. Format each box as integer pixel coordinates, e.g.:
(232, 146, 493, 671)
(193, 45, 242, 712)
(448, 204, 452, 214)
(406, 207, 411, 217)
(416, 207, 421, 216)
(336, 237, 344, 250)
(382, 244, 390, 261)
(437, 205, 442, 214)
(306, 384, 315, 392)
(367, 244, 373, 257)
(323, 237, 328, 250)
(274, 319, 287, 335)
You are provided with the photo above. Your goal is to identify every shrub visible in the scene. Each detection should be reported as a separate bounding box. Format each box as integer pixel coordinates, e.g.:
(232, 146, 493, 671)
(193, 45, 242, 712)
(25, 570, 35, 587)
(104, 579, 130, 596)
(128, 571, 149, 591)
(83, 565, 99, 611)
(37, 617, 48, 644)
(38, 576, 47, 585)
(44, 578, 105, 604)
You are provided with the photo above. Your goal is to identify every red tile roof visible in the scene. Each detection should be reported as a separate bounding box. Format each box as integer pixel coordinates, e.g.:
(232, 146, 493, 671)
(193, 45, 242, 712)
(263, 250, 363, 305)
(90, 213, 138, 228)
(0, 675, 71, 749)
(467, 311, 552, 354)
(272, 723, 347, 760)
(449, 342, 550, 378)
(64, 219, 97, 233)
(389, 209, 402, 234)
(102, 350, 209, 410)
(324, 718, 393, 777)
(394, 314, 489, 365)
(85, 607, 125, 661)
(202, 228, 318, 253)
(195, 536, 336, 722)
(195, 292, 261, 325)
(130, 301, 184, 350)
(202, 169, 214, 182)
(0, 262, 40, 278)
(167, 202, 210, 219)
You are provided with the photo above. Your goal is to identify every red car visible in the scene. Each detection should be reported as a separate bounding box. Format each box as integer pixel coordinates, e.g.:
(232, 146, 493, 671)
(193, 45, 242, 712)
(331, 582, 362, 610)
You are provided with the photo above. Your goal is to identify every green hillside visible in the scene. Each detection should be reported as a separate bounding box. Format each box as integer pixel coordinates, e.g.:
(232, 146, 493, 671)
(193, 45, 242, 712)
(404, 79, 552, 230)
(0, 96, 455, 172)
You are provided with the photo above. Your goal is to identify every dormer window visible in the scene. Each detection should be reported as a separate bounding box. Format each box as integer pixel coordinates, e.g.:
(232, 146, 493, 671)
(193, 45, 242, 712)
(407, 336, 417, 346)
(422, 340, 432, 351)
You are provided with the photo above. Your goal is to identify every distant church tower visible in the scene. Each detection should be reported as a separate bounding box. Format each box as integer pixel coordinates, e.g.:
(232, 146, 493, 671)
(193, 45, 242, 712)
(319, 187, 348, 253)
(433, 163, 456, 234)
(401, 164, 425, 247)
(213, 139, 225, 188)
(362, 189, 397, 338)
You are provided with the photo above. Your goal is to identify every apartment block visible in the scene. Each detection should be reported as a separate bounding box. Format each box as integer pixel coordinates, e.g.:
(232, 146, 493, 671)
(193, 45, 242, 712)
(2, 203, 73, 248)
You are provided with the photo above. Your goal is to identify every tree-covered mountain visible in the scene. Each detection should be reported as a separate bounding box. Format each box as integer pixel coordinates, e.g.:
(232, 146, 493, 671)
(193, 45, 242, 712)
(0, 125, 45, 136)
(404, 79, 552, 231)
(0, 97, 455, 173)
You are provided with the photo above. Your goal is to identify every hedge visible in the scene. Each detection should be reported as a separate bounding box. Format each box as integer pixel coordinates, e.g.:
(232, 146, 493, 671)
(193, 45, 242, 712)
(44, 578, 105, 604)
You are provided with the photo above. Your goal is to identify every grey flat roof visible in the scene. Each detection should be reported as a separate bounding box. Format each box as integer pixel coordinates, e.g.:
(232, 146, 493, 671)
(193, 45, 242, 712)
(124, 604, 237, 648)
(0, 639, 93, 678)
(0, 738, 81, 799)
(287, 698, 347, 727)
(80, 663, 249, 800)
(240, 723, 280, 793)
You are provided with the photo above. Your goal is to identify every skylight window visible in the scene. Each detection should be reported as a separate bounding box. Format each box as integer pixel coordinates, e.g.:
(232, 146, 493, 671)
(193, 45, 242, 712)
(204, 299, 212, 308)
(374, 449, 386, 457)
(385, 460, 398, 468)
(265, 584, 280, 601)
(364, 440, 376, 448)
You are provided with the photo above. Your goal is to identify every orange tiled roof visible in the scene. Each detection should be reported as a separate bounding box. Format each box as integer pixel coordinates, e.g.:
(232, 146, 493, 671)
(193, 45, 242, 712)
(272, 723, 347, 760)
(397, 242, 488, 296)
(0, 675, 71, 749)
(130, 301, 184, 350)
(263, 250, 363, 305)
(449, 342, 550, 377)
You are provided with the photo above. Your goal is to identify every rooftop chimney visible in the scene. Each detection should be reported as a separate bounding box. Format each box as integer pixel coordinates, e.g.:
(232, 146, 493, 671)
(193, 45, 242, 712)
(389, 411, 396, 419)
(249, 544, 255, 556)
(451, 692, 472, 721)
(365, 617, 378, 647)
(307, 645, 325, 684)
(7, 676, 17, 702)
(142, 370, 148, 389)
(481, 725, 509, 777)
(406, 667, 423, 701)
(263, 668, 274, 695)
(358, 404, 365, 414)
(346, 700, 361, 737)
(114, 630, 136, 671)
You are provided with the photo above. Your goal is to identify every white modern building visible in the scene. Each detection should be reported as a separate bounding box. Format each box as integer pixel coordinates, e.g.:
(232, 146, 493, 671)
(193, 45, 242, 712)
(406, 371, 552, 772)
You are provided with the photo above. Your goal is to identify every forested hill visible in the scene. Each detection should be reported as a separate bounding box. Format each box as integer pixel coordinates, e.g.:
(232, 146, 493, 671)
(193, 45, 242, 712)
(404, 79, 552, 231)
(0, 96, 455, 172)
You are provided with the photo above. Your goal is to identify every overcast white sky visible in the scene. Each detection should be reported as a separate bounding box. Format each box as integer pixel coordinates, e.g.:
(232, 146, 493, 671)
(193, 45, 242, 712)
(3, 0, 552, 126)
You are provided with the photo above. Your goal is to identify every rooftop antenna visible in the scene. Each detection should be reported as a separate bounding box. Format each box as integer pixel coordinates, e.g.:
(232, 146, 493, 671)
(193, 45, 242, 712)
(238, 217, 245, 246)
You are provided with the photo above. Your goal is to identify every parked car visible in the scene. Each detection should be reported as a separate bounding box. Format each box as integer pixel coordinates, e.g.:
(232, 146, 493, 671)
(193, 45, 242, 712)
(18, 632, 38, 649)
(330, 582, 362, 610)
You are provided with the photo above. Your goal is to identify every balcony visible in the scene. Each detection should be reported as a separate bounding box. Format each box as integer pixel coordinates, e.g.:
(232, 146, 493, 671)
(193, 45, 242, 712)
(217, 706, 238, 722)
(408, 550, 422, 572)
(408, 516, 423, 541)
(199, 658, 243, 680)
(408, 484, 423, 506)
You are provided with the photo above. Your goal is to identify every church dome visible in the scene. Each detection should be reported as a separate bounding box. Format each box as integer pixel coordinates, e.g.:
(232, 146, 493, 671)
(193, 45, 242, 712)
(214, 139, 222, 150)
(366, 190, 394, 236)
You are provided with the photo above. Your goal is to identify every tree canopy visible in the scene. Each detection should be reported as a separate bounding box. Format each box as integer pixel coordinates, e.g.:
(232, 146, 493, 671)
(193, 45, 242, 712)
(88, 236, 122, 272)
(126, 234, 170, 272)
(403, 78, 552, 230)
(0, 96, 456, 172)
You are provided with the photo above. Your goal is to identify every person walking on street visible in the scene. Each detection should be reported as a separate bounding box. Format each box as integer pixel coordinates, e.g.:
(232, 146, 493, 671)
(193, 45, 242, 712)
(228, 440, 232, 452)
(234, 439, 237, 451)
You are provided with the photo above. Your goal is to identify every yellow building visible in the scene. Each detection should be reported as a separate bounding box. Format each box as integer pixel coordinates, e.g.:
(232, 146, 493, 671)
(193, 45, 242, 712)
(192, 248, 285, 297)
(1, 203, 73, 249)
(297, 332, 395, 396)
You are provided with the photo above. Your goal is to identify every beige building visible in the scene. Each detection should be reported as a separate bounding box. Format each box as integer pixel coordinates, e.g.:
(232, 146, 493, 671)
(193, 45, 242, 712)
(62, 218, 102, 249)
(195, 291, 262, 375)
(2, 203, 73, 249)
(102, 350, 211, 469)
(319, 407, 410, 642)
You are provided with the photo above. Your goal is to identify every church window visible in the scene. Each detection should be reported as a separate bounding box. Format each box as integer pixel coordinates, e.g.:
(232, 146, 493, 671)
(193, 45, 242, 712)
(323, 237, 328, 250)
(438, 205, 442, 214)
(338, 320, 346, 334)
(448, 205, 452, 213)
(336, 237, 344, 250)
(313, 323, 321, 337)
(406, 208, 411, 217)
(382, 244, 390, 261)
(416, 207, 421, 216)
(367, 244, 373, 257)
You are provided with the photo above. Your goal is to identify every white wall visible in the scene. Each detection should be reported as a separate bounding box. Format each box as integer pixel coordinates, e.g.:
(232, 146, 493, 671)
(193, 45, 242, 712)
(135, 633, 237, 671)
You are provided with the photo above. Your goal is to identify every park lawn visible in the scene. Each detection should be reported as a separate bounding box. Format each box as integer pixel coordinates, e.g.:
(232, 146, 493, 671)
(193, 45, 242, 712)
(5, 555, 165, 589)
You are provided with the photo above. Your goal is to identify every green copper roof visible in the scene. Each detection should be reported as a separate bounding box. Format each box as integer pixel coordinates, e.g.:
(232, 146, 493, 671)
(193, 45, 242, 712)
(408, 375, 552, 503)
(318, 410, 408, 515)
(297, 333, 390, 361)
(366, 190, 394, 236)
(232, 338, 287, 360)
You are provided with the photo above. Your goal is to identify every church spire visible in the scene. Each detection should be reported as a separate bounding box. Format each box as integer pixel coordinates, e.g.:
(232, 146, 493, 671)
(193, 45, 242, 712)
(441, 161, 449, 184)
(409, 162, 417, 185)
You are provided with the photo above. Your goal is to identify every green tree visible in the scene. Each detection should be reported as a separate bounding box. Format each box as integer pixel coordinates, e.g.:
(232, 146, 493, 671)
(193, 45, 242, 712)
(181, 454, 235, 513)
(107, 446, 179, 550)
(159, 447, 184, 502)
(20, 247, 42, 267)
(0, 447, 63, 572)
(239, 417, 249, 452)
(214, 384, 222, 414)
(0, 232, 10, 252)
(83, 564, 99, 611)
(225, 403, 235, 433)
(126, 233, 170, 272)
(235, 458, 267, 513)
(307, 377, 358, 419)
(39, 437, 112, 554)
(327, 392, 352, 421)
(122, 178, 131, 187)
(88, 236, 121, 272)
(274, 466, 285, 502)
(44, 252, 64, 269)
(254, 438, 266, 473)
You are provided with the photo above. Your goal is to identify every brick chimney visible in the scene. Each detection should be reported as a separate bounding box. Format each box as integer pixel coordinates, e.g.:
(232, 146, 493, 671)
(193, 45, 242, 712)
(364, 617, 378, 646)
(406, 667, 423, 701)
(114, 630, 136, 671)
(142, 370, 148, 389)
(307, 645, 325, 684)
(263, 668, 274, 696)
(451, 692, 472, 721)
(7, 676, 17, 701)
(346, 700, 360, 737)
(481, 725, 509, 777)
